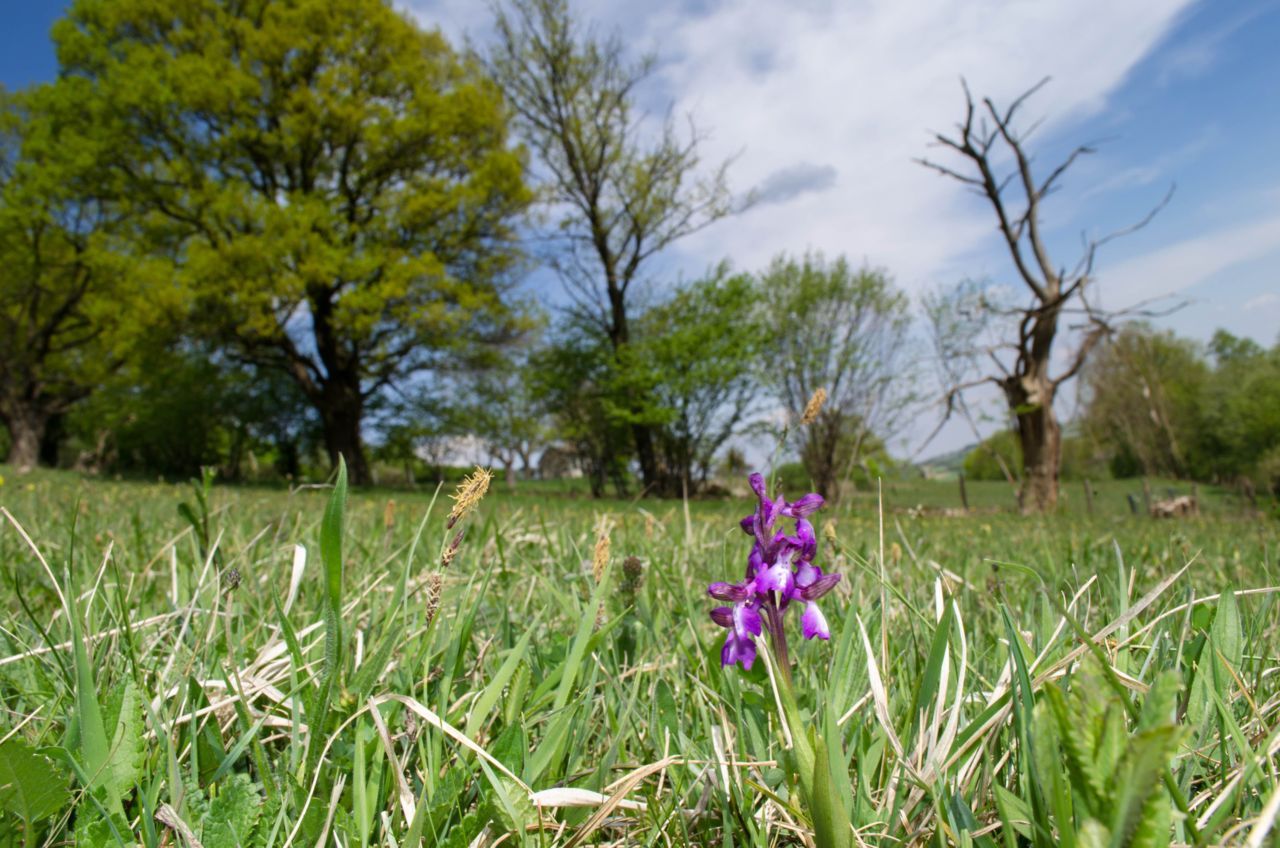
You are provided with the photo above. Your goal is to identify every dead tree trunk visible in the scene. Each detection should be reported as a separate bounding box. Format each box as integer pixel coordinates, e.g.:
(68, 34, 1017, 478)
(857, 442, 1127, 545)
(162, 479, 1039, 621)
(920, 79, 1171, 514)
(1004, 376, 1061, 512)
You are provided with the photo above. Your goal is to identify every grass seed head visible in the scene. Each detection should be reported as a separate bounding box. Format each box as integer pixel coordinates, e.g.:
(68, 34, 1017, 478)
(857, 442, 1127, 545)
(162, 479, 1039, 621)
(423, 571, 444, 625)
(592, 516, 611, 583)
(801, 387, 827, 424)
(441, 530, 465, 568)
(448, 466, 493, 528)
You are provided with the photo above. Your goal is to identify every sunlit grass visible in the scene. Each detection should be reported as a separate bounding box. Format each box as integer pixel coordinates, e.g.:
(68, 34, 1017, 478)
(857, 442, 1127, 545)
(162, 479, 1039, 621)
(1, 468, 1277, 846)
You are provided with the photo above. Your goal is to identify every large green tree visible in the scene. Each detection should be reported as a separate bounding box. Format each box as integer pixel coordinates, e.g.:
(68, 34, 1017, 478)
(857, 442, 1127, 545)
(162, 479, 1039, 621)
(0, 83, 168, 471)
(55, 0, 531, 484)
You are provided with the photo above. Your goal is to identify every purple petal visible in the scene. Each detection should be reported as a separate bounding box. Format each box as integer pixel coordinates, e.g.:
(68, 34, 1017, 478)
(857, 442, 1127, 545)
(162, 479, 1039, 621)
(789, 519, 817, 561)
(721, 631, 757, 669)
(753, 558, 794, 595)
(740, 514, 756, 536)
(710, 606, 733, 628)
(785, 493, 825, 518)
(795, 561, 821, 589)
(801, 602, 831, 640)
(734, 603, 763, 637)
(801, 573, 841, 601)
(708, 581, 750, 603)
(748, 473, 767, 500)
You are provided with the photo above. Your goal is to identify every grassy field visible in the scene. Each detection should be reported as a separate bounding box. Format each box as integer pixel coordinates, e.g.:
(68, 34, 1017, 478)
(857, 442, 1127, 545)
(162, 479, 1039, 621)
(1, 466, 1278, 846)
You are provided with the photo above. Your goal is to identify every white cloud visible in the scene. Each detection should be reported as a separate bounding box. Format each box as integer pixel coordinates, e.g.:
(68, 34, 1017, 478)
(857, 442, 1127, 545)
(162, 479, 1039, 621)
(639, 0, 1197, 290)
(1245, 292, 1280, 310)
(403, 0, 1197, 297)
(1100, 215, 1280, 308)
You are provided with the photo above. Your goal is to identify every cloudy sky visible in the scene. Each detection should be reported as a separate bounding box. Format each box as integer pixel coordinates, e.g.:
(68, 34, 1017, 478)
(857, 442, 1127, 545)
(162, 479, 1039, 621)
(4, 0, 1278, 454)
(387, 0, 1280, 343)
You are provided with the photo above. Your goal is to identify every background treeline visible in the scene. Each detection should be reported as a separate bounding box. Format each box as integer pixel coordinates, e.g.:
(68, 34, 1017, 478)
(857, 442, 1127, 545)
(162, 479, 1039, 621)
(1, 0, 1277, 507)
(960, 325, 1280, 495)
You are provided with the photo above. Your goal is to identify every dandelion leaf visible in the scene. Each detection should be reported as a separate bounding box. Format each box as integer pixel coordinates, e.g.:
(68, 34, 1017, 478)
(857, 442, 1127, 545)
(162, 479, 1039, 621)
(0, 737, 70, 824)
(102, 679, 144, 799)
(202, 774, 263, 848)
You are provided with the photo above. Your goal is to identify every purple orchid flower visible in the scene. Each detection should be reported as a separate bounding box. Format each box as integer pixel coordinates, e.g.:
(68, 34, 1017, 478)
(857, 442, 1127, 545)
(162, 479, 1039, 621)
(709, 473, 841, 673)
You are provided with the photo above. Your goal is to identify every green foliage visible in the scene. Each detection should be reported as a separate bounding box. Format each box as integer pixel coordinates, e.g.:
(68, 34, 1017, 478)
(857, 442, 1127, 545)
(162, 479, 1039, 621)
(630, 266, 764, 491)
(55, 0, 531, 482)
(68, 344, 316, 479)
(203, 774, 265, 848)
(1025, 669, 1183, 847)
(757, 252, 917, 500)
(1083, 324, 1208, 479)
(100, 678, 145, 799)
(1084, 326, 1280, 491)
(0, 82, 171, 468)
(964, 429, 1021, 481)
(527, 331, 632, 496)
(0, 737, 70, 826)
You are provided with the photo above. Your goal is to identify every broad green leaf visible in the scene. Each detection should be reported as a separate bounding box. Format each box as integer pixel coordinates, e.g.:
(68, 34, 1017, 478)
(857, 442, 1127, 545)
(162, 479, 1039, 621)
(103, 679, 144, 799)
(202, 774, 263, 848)
(0, 737, 71, 823)
(809, 732, 852, 848)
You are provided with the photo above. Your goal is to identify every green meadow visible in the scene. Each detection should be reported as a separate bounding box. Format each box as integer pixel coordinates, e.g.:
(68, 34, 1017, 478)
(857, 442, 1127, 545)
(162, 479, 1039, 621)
(1, 468, 1278, 846)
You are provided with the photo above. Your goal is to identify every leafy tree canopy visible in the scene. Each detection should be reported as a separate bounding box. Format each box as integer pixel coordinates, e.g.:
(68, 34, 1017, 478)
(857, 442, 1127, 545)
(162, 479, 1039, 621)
(53, 0, 532, 483)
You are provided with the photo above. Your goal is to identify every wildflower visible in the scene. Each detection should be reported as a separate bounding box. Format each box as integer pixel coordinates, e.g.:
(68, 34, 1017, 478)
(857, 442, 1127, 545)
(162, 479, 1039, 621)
(801, 387, 827, 424)
(447, 467, 492, 529)
(709, 472, 841, 671)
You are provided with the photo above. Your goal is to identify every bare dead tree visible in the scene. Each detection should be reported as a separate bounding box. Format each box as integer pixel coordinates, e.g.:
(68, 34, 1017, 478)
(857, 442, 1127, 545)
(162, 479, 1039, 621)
(918, 78, 1173, 513)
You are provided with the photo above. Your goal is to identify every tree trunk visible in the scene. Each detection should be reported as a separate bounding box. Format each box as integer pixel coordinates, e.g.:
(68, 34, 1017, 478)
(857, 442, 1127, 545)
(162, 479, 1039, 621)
(3, 405, 48, 473)
(630, 424, 659, 495)
(40, 413, 64, 467)
(317, 379, 370, 486)
(1008, 377, 1061, 514)
(802, 416, 841, 502)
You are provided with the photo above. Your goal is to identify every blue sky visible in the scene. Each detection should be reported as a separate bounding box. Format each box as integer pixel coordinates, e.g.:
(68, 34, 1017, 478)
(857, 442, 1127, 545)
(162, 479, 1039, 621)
(5, 0, 1279, 455)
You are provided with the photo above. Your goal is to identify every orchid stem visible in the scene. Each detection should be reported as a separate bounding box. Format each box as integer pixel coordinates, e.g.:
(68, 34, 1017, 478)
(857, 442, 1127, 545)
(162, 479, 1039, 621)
(768, 602, 793, 688)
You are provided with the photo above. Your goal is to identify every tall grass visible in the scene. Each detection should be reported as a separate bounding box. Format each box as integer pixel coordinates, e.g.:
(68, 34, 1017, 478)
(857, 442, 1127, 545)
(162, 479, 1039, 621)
(0, 470, 1277, 845)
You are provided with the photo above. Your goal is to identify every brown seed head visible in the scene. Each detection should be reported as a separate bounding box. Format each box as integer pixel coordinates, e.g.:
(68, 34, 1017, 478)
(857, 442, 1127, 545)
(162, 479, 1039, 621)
(383, 499, 396, 531)
(448, 467, 493, 528)
(592, 516, 611, 583)
(423, 571, 443, 625)
(801, 388, 828, 425)
(441, 530, 465, 568)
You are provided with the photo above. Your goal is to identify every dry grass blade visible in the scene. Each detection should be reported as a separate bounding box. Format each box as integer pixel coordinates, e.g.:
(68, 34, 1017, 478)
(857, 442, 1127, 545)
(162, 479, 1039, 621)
(368, 700, 416, 824)
(374, 693, 530, 794)
(562, 756, 681, 848)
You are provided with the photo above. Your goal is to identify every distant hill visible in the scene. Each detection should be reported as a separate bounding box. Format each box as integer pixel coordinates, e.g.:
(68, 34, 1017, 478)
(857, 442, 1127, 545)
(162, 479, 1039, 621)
(916, 443, 976, 479)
